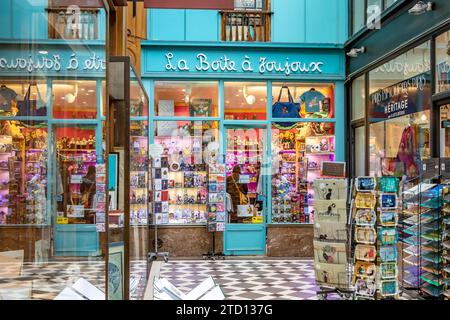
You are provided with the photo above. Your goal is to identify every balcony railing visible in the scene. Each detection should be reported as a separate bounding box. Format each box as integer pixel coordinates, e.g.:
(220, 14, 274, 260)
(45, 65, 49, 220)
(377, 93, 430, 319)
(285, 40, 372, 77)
(220, 10, 271, 42)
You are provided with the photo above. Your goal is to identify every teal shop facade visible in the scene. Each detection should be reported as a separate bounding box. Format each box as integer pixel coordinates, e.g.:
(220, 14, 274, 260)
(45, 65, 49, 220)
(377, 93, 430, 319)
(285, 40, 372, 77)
(142, 0, 348, 257)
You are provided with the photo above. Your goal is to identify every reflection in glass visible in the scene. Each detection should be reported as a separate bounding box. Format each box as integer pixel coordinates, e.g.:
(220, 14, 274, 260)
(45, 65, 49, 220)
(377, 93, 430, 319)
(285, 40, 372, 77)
(436, 30, 450, 94)
(352, 75, 365, 120)
(441, 105, 450, 157)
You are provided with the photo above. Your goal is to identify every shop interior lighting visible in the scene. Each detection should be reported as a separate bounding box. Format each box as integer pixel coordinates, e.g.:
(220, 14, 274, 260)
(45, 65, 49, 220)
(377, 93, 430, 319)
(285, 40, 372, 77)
(346, 47, 366, 58)
(408, 1, 433, 15)
(243, 85, 256, 105)
(64, 83, 78, 103)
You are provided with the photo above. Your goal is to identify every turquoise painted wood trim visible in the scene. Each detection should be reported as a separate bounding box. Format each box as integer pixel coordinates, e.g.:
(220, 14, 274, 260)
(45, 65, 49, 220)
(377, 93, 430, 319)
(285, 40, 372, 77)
(272, 0, 305, 43)
(149, 9, 185, 41)
(147, 79, 155, 144)
(334, 80, 345, 162)
(223, 224, 266, 255)
(185, 10, 219, 42)
(141, 40, 345, 49)
(218, 80, 224, 121)
(266, 80, 272, 223)
(98, 10, 106, 41)
(46, 79, 53, 226)
(142, 74, 346, 81)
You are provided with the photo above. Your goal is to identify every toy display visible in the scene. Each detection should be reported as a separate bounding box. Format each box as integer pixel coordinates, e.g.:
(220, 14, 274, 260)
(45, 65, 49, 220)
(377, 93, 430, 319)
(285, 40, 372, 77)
(0, 121, 48, 225)
(271, 123, 336, 224)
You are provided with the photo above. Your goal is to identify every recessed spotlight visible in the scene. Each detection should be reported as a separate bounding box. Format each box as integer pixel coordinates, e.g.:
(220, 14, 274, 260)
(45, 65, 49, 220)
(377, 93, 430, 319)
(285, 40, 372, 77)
(81, 88, 85, 91)
(87, 89, 94, 93)
(38, 50, 48, 55)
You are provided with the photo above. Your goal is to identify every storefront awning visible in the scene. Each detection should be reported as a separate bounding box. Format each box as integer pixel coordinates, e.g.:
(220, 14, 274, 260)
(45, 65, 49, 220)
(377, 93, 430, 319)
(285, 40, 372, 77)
(144, 0, 234, 10)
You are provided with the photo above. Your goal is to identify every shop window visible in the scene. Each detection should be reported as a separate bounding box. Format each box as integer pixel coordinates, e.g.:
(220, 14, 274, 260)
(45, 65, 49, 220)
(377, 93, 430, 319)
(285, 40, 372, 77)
(0, 121, 48, 225)
(0, 81, 48, 117)
(271, 122, 335, 224)
(352, 0, 365, 35)
(224, 82, 267, 120)
(52, 80, 97, 119)
(435, 30, 450, 94)
(384, 0, 398, 9)
(130, 121, 149, 226)
(272, 83, 335, 119)
(354, 126, 366, 176)
(154, 81, 218, 117)
(153, 120, 220, 225)
(131, 80, 148, 117)
(352, 75, 365, 120)
(368, 41, 431, 178)
(48, 7, 99, 40)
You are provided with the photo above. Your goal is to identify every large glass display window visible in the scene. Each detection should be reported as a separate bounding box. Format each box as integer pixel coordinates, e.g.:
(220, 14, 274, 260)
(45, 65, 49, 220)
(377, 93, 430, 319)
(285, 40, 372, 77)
(154, 81, 218, 117)
(272, 83, 335, 119)
(53, 80, 97, 119)
(352, 75, 365, 120)
(224, 82, 267, 120)
(0, 120, 48, 225)
(270, 122, 335, 224)
(153, 120, 220, 224)
(440, 104, 450, 157)
(436, 29, 450, 94)
(368, 41, 431, 178)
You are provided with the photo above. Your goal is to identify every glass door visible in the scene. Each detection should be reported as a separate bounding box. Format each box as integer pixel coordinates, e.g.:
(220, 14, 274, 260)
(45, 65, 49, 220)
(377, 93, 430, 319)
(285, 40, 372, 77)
(52, 124, 100, 256)
(440, 104, 450, 157)
(223, 125, 267, 255)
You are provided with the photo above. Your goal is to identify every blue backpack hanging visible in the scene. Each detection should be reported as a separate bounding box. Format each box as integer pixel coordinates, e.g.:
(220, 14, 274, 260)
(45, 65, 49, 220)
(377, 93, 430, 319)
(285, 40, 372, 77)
(272, 86, 300, 128)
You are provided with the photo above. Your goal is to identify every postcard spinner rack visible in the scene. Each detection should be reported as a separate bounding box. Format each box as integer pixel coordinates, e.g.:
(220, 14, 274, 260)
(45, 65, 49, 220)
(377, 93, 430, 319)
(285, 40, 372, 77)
(148, 155, 169, 263)
(314, 178, 355, 300)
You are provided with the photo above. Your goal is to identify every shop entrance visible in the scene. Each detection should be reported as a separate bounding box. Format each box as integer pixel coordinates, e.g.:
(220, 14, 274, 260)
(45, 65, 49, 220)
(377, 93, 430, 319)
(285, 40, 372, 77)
(52, 124, 101, 257)
(223, 125, 267, 255)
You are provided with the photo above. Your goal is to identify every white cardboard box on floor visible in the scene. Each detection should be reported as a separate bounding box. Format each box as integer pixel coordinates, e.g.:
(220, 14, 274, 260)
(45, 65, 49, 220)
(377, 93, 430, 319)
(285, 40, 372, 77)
(154, 276, 225, 300)
(54, 278, 104, 300)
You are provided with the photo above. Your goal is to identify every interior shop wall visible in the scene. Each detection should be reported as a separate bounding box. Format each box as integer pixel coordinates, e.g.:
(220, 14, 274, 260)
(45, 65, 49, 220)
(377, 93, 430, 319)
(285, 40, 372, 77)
(0, 0, 106, 40)
(147, 0, 348, 44)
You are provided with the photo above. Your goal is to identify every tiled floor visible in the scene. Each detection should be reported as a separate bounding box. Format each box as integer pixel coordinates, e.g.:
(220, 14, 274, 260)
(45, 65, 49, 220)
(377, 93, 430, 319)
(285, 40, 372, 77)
(157, 259, 341, 300)
(0, 259, 148, 300)
(155, 259, 418, 300)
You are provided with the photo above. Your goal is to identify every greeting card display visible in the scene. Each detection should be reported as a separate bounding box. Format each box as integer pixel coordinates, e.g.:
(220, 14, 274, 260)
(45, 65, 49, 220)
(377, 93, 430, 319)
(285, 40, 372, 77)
(206, 162, 226, 233)
(354, 209, 376, 226)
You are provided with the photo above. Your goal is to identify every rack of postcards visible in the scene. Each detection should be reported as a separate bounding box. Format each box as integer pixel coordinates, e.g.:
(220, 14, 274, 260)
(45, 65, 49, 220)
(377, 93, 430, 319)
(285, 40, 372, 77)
(206, 161, 226, 233)
(313, 178, 353, 299)
(400, 158, 450, 299)
(351, 176, 400, 300)
(150, 156, 170, 225)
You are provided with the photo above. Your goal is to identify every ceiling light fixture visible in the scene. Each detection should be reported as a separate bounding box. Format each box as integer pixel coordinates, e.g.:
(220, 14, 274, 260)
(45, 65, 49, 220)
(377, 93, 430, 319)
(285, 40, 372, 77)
(64, 83, 78, 103)
(408, 1, 433, 15)
(243, 85, 256, 105)
(346, 47, 366, 58)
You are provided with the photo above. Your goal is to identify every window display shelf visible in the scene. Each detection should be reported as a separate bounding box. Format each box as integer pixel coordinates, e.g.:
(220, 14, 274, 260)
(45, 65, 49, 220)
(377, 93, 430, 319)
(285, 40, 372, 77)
(421, 231, 441, 242)
(421, 283, 444, 297)
(403, 245, 420, 256)
(421, 263, 442, 275)
(403, 255, 420, 266)
(422, 242, 442, 253)
(422, 252, 443, 264)
(403, 277, 420, 287)
(403, 215, 420, 225)
(420, 273, 444, 287)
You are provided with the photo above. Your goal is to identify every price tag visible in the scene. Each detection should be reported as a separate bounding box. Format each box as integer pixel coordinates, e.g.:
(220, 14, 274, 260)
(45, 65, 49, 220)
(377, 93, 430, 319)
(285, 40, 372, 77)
(56, 217, 68, 224)
(252, 216, 263, 224)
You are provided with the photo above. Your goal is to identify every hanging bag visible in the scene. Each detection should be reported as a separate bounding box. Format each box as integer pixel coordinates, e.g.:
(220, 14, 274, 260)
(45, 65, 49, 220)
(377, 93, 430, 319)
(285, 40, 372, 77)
(16, 84, 47, 117)
(272, 86, 301, 119)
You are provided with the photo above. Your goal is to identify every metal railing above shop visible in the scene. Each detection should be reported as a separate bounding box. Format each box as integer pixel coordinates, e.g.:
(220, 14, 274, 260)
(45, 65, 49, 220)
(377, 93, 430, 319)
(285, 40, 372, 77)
(220, 10, 272, 42)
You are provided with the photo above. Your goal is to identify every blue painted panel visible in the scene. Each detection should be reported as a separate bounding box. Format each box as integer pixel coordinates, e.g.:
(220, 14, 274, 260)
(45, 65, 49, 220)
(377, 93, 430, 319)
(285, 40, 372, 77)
(142, 45, 343, 80)
(149, 9, 185, 41)
(334, 80, 345, 162)
(272, 0, 305, 43)
(54, 225, 100, 256)
(305, 0, 338, 44)
(185, 10, 219, 41)
(98, 10, 107, 41)
(0, 0, 13, 39)
(13, 0, 47, 40)
(224, 224, 266, 255)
